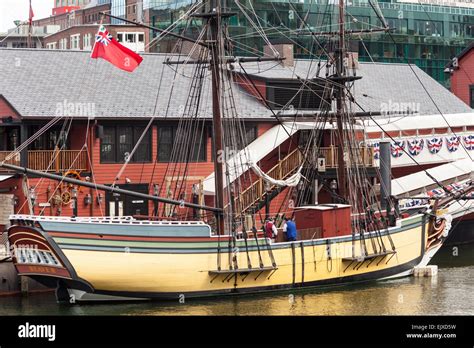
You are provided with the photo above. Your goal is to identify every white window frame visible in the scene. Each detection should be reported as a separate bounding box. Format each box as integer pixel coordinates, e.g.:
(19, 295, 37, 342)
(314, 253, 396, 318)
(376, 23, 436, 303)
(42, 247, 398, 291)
(117, 32, 145, 44)
(115, 31, 145, 52)
(59, 38, 68, 49)
(49, 42, 58, 49)
(70, 34, 80, 50)
(83, 33, 92, 50)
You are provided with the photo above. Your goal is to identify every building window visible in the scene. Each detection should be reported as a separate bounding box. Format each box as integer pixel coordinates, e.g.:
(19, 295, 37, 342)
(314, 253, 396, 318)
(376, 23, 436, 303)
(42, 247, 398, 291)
(29, 126, 69, 150)
(117, 32, 144, 43)
(465, 24, 473, 38)
(116, 31, 145, 52)
(70, 34, 80, 50)
(414, 20, 443, 37)
(266, 81, 328, 110)
(46, 42, 57, 49)
(126, 33, 136, 43)
(83, 33, 92, 50)
(133, 127, 151, 162)
(101, 126, 115, 163)
(243, 125, 257, 147)
(100, 125, 151, 163)
(233, 124, 257, 149)
(59, 38, 68, 49)
(470, 85, 474, 108)
(450, 22, 462, 37)
(386, 18, 408, 34)
(158, 125, 206, 162)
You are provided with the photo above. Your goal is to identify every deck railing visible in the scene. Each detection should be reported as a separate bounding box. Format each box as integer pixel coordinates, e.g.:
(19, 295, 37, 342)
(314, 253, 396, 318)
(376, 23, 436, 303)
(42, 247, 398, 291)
(27, 149, 88, 172)
(0, 149, 88, 172)
(315, 146, 374, 168)
(235, 148, 302, 215)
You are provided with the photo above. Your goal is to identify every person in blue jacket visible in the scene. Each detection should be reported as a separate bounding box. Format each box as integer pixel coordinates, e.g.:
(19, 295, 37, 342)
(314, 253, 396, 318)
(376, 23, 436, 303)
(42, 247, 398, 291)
(283, 217, 297, 241)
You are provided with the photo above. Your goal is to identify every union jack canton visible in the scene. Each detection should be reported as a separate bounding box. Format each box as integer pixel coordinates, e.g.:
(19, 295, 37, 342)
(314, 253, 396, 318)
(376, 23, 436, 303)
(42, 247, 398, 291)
(95, 26, 113, 46)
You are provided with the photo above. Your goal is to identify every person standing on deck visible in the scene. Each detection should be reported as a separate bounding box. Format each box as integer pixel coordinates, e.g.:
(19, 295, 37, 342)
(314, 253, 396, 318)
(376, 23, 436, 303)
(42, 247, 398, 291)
(265, 218, 278, 243)
(283, 217, 297, 242)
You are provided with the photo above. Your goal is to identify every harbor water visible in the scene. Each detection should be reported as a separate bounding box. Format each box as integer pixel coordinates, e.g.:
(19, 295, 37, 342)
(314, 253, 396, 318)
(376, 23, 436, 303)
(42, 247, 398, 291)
(0, 243, 472, 316)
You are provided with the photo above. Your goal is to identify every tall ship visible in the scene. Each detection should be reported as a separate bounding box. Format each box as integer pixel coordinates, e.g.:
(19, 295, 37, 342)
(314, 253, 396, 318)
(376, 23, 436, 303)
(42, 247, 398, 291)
(1, 0, 471, 302)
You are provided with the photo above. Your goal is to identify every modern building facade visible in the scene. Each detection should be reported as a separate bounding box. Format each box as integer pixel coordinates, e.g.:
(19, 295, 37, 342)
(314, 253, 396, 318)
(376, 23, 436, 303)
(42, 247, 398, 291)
(144, 0, 474, 87)
(2, 0, 472, 85)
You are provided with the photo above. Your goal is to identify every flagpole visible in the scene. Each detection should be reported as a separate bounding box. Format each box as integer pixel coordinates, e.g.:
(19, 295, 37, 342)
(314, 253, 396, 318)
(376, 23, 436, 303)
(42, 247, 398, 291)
(28, 0, 32, 48)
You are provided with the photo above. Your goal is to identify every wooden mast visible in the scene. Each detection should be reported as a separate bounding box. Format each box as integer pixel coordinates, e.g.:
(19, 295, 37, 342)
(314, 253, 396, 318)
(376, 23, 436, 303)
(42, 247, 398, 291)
(335, 0, 347, 200)
(209, 0, 225, 235)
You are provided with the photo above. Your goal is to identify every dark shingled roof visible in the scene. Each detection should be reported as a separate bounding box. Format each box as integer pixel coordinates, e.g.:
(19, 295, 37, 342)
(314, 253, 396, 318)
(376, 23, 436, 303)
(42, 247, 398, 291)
(235, 59, 472, 116)
(0, 48, 470, 119)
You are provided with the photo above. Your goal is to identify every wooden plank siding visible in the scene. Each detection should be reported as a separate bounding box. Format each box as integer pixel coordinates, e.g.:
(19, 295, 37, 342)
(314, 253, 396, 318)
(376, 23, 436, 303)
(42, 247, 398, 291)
(451, 48, 474, 107)
(87, 122, 281, 217)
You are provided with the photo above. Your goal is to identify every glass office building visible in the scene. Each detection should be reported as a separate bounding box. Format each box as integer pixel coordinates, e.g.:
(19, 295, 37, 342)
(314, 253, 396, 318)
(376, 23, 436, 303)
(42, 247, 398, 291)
(145, 0, 474, 87)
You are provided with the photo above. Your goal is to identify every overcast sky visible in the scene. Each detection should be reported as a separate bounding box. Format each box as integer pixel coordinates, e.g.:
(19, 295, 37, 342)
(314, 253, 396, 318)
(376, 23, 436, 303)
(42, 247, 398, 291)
(0, 0, 52, 32)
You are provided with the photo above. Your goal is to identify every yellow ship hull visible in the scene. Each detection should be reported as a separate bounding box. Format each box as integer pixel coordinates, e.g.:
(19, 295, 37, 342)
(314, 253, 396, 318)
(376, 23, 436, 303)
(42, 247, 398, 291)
(7, 214, 442, 301)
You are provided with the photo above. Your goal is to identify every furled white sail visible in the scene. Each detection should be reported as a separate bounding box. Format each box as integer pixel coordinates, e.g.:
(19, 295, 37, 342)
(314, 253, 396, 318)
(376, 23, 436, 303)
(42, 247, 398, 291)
(249, 161, 303, 187)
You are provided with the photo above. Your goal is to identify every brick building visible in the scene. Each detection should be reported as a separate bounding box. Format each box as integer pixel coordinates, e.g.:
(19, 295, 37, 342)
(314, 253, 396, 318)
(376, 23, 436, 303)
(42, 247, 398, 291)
(33, 2, 111, 31)
(43, 24, 146, 51)
(35, 1, 150, 52)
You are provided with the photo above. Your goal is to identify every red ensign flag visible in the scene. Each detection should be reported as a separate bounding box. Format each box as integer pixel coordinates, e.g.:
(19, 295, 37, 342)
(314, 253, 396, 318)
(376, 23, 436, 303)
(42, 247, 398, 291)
(29, 0, 34, 25)
(91, 25, 143, 73)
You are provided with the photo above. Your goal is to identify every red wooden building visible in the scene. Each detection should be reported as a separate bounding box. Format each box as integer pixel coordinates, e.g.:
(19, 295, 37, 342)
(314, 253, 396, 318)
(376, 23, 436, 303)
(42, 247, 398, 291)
(0, 47, 472, 232)
(447, 42, 474, 108)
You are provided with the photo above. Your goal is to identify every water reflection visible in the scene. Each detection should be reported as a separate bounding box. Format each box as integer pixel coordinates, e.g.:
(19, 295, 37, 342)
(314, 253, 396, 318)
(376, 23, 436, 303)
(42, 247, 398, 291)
(0, 243, 472, 316)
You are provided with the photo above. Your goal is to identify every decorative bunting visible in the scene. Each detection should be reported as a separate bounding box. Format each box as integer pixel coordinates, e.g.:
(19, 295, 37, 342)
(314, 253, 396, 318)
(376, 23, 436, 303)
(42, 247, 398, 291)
(399, 198, 428, 209)
(390, 140, 405, 158)
(407, 138, 424, 156)
(372, 135, 472, 158)
(446, 136, 460, 152)
(427, 137, 443, 154)
(427, 188, 444, 197)
(463, 135, 474, 150)
(372, 142, 380, 160)
(446, 183, 464, 192)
